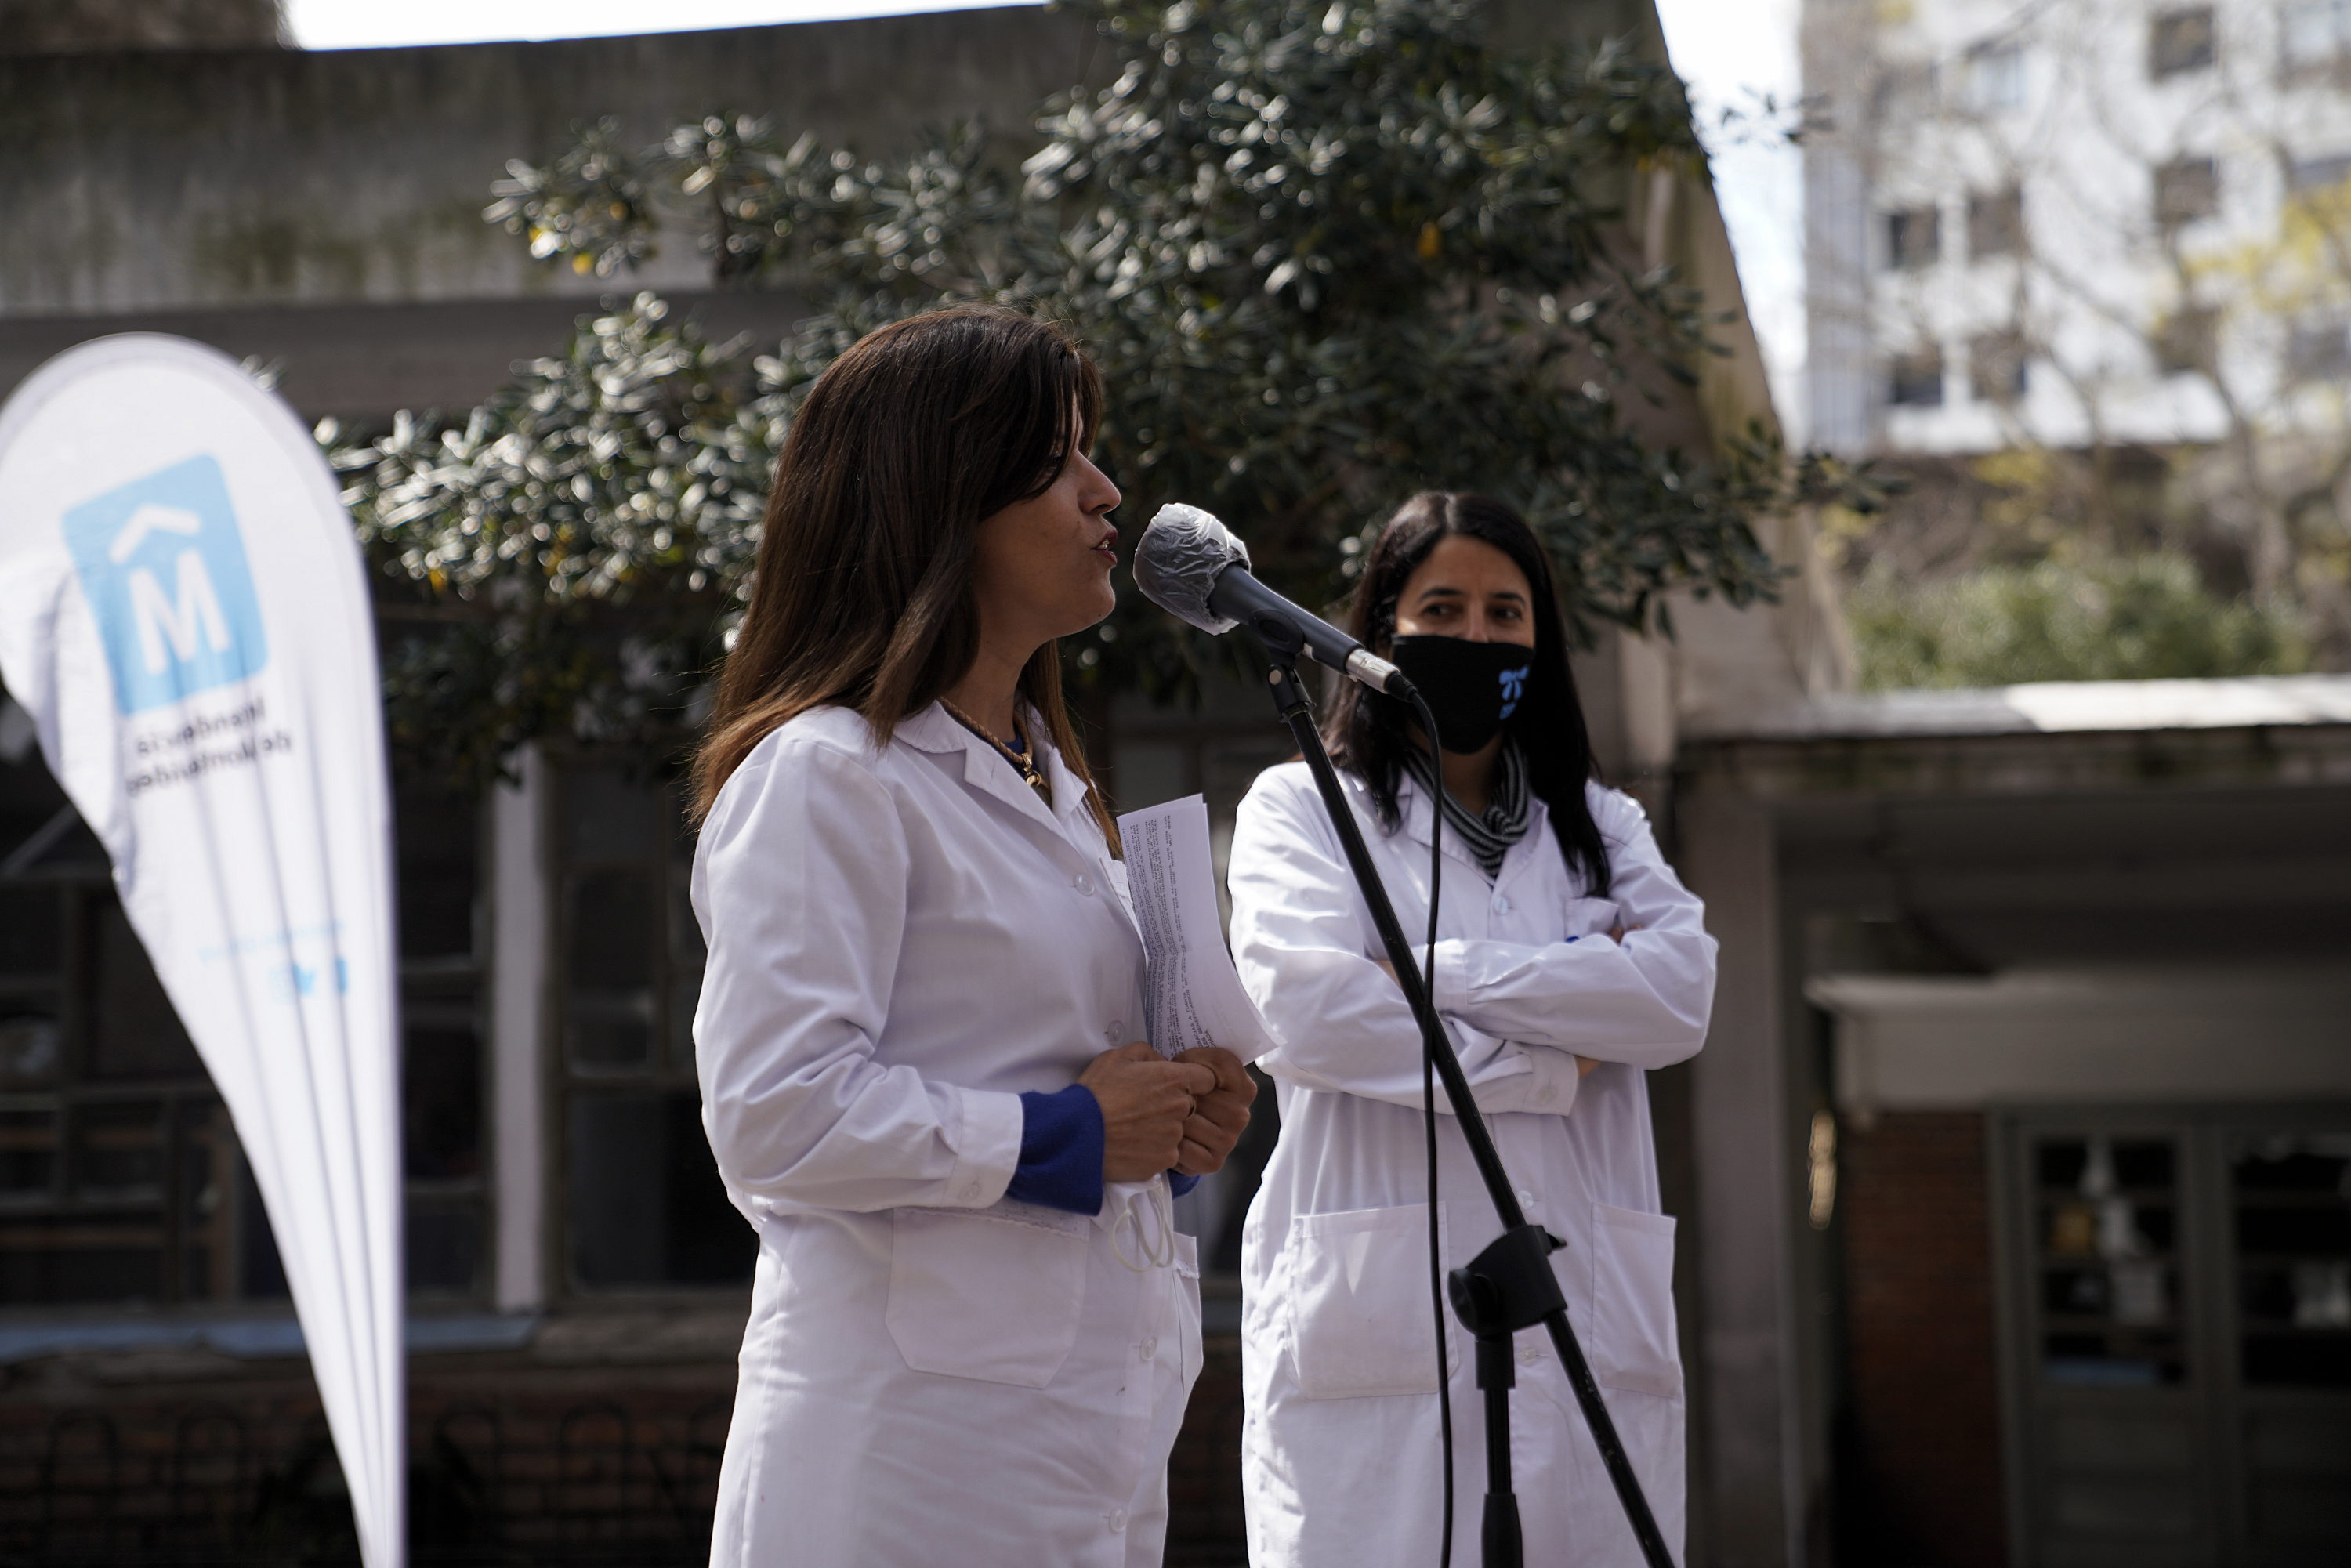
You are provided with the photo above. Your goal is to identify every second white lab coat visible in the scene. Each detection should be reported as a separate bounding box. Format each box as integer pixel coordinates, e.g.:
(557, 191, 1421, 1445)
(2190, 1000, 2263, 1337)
(690, 702, 1200, 1568)
(1227, 762, 1716, 1568)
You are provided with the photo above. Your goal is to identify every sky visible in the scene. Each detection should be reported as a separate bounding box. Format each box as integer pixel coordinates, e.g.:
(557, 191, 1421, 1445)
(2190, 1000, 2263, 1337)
(1650, 0, 1806, 435)
(285, 0, 1806, 429)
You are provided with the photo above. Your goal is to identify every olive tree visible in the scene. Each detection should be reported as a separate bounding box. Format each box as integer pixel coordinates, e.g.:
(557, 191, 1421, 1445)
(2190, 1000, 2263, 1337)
(335, 0, 1866, 784)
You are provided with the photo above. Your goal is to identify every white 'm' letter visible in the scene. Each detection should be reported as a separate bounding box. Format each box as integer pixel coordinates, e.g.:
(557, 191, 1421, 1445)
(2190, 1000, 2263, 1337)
(129, 552, 232, 673)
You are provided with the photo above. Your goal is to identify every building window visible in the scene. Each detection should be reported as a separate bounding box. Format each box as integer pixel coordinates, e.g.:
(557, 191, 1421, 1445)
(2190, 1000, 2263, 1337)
(1968, 187, 2025, 259)
(1873, 62, 1940, 121)
(1969, 332, 2030, 403)
(2282, 0, 2351, 75)
(2149, 8, 2216, 78)
(1886, 207, 1942, 270)
(1963, 42, 2027, 112)
(2026, 1131, 2187, 1385)
(2288, 151, 2351, 194)
(2154, 156, 2219, 231)
(2154, 306, 2219, 375)
(1888, 349, 1947, 407)
(2288, 317, 2351, 380)
(0, 865, 262, 1309)
(0, 736, 488, 1308)
(394, 778, 489, 1297)
(552, 758, 752, 1294)
(1996, 1110, 2351, 1563)
(2236, 1132, 2351, 1384)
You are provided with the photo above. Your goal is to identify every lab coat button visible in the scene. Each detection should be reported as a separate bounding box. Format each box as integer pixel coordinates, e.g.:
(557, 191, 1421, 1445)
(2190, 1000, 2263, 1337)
(961, 1182, 982, 1201)
(1516, 1190, 1534, 1206)
(1107, 1020, 1126, 1043)
(1073, 872, 1095, 895)
(1108, 1509, 1128, 1534)
(1494, 895, 1512, 913)
(1139, 1336, 1157, 1363)
(1516, 1342, 1543, 1366)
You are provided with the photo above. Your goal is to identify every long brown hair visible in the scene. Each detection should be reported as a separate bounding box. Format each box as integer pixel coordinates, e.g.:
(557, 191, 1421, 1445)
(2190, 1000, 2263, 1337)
(690, 306, 1117, 846)
(1324, 492, 1610, 894)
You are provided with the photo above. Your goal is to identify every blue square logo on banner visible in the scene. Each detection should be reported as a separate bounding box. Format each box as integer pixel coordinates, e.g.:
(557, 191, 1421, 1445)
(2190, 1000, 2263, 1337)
(63, 454, 270, 715)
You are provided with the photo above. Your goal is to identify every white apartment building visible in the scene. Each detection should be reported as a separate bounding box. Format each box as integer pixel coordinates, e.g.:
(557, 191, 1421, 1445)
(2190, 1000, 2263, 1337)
(1805, 0, 2351, 460)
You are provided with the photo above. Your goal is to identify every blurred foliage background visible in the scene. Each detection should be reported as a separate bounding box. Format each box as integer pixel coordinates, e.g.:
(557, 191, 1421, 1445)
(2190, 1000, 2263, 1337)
(327, 0, 1878, 786)
(1827, 442, 2320, 690)
(1847, 552, 2309, 690)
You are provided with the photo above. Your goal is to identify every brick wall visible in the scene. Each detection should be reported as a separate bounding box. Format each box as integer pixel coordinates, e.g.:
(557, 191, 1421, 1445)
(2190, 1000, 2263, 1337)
(0, 1332, 1252, 1566)
(1168, 1334, 1247, 1564)
(0, 1350, 737, 1564)
(1836, 1110, 2008, 1568)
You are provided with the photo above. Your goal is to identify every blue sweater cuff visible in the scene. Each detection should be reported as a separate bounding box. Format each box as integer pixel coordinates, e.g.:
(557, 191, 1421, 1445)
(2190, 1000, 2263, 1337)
(1006, 1085, 1106, 1216)
(1169, 1171, 1201, 1198)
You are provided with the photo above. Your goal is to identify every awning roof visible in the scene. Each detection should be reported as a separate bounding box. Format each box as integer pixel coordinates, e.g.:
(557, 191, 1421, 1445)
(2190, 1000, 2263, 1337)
(1687, 673, 2351, 742)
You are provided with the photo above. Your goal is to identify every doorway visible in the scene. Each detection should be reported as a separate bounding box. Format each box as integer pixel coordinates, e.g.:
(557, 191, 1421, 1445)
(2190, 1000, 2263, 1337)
(1991, 1106, 2351, 1566)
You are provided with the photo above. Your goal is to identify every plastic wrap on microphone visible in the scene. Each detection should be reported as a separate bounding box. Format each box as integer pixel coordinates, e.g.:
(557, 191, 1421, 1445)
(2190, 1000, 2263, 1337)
(1135, 502, 1248, 635)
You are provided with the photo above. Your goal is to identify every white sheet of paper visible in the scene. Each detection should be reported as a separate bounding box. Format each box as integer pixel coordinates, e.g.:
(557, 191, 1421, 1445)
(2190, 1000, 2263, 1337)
(1114, 794, 1280, 1063)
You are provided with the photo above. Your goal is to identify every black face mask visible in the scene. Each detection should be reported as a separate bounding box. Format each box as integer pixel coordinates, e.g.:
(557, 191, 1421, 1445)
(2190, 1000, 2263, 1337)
(1388, 636, 1533, 755)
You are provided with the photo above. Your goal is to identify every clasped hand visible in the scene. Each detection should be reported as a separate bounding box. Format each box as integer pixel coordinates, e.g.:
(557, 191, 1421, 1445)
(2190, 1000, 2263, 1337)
(1079, 1041, 1257, 1182)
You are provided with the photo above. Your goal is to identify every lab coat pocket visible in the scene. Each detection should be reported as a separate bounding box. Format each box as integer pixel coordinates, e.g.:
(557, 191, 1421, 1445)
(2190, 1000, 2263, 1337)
(886, 1204, 1089, 1388)
(1287, 1203, 1452, 1400)
(1589, 1203, 1683, 1399)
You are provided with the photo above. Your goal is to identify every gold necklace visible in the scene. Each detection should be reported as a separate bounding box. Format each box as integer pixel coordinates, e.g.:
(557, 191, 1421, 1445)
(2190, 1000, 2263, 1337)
(940, 699, 1052, 799)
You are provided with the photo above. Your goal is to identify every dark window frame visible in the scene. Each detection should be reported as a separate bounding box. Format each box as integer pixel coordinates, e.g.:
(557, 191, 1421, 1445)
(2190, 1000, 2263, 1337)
(392, 777, 494, 1302)
(1991, 1103, 2351, 1563)
(2150, 7, 2218, 78)
(1967, 187, 2026, 260)
(2287, 317, 2351, 381)
(2286, 151, 2351, 193)
(2155, 305, 2219, 375)
(0, 751, 493, 1315)
(545, 748, 752, 1302)
(1964, 40, 2028, 113)
(1969, 331, 2031, 404)
(1886, 206, 1943, 270)
(1888, 349, 1947, 407)
(2154, 155, 2221, 231)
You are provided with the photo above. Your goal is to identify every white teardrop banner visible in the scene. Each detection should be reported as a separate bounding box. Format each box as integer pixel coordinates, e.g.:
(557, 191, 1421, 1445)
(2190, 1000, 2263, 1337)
(0, 335, 404, 1568)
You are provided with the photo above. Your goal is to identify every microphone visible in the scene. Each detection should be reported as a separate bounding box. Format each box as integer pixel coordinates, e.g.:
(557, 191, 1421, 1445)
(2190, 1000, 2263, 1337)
(1132, 504, 1415, 697)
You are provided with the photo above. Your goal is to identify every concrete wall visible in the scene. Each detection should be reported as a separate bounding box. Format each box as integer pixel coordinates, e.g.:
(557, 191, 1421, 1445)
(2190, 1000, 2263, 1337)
(0, 0, 281, 54)
(0, 7, 1107, 320)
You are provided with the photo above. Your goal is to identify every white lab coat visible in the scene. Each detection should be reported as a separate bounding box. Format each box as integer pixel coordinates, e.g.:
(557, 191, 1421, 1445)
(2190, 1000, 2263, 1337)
(690, 702, 1201, 1568)
(1227, 762, 1716, 1568)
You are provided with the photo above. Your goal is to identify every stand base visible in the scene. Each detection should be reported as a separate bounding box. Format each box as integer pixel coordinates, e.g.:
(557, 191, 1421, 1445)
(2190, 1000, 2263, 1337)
(1483, 1492, 1525, 1568)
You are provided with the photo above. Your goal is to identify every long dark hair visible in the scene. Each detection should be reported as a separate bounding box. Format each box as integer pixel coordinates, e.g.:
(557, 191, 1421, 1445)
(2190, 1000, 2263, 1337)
(1324, 492, 1610, 895)
(691, 306, 1117, 847)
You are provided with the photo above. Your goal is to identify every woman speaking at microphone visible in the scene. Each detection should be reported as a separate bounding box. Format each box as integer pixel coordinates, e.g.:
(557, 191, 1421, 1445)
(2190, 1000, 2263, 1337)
(688, 305, 1254, 1567)
(1226, 493, 1717, 1567)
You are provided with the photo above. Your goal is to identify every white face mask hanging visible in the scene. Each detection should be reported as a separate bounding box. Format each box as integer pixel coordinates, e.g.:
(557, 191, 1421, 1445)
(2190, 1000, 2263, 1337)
(1103, 1179, 1178, 1273)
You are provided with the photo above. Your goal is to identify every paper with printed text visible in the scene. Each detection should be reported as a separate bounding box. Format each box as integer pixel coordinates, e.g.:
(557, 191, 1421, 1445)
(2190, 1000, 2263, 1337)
(1114, 793, 1278, 1063)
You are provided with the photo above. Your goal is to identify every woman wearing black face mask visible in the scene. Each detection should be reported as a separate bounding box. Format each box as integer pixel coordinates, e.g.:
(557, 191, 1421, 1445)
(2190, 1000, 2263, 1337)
(1224, 493, 1719, 1568)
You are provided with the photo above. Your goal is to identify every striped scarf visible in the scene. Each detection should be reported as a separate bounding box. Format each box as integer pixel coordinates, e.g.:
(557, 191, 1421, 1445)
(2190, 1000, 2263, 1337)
(1403, 741, 1531, 881)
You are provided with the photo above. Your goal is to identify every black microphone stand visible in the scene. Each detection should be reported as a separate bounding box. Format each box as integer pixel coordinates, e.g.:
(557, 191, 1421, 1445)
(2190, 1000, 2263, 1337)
(1248, 635, 1677, 1568)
